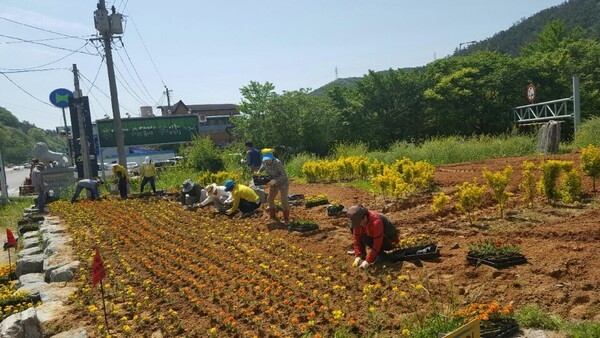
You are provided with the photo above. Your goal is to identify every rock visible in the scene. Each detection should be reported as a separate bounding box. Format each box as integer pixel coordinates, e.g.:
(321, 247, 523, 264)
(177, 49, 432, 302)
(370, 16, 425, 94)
(0, 308, 43, 338)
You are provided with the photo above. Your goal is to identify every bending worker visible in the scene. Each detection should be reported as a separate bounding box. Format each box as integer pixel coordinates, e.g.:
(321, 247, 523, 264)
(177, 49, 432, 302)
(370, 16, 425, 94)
(223, 179, 261, 218)
(346, 204, 399, 269)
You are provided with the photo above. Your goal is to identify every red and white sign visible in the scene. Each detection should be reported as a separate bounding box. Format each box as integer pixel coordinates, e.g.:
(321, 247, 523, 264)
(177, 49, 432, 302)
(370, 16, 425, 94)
(527, 83, 536, 103)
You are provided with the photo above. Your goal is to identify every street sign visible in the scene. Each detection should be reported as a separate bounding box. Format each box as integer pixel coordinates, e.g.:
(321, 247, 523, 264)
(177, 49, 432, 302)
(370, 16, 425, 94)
(527, 83, 536, 103)
(49, 88, 74, 108)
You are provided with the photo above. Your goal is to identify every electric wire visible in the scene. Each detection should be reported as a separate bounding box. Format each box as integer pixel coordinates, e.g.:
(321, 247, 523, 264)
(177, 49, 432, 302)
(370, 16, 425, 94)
(0, 72, 57, 108)
(0, 33, 98, 56)
(121, 44, 159, 105)
(78, 71, 134, 114)
(0, 43, 92, 71)
(0, 16, 89, 40)
(113, 63, 146, 106)
(0, 36, 90, 45)
(123, 8, 166, 86)
(113, 45, 155, 104)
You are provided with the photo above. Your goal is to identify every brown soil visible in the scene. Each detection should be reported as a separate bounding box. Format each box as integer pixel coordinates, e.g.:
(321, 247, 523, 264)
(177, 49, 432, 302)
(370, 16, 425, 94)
(288, 150, 600, 322)
(35, 150, 600, 336)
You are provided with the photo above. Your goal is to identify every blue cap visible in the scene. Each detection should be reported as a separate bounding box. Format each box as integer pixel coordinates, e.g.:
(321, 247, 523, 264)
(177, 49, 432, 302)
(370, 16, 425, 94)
(262, 153, 274, 161)
(224, 179, 235, 192)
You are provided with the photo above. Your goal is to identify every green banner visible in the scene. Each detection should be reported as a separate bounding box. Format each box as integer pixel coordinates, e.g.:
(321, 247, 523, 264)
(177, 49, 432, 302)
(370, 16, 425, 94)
(97, 115, 199, 147)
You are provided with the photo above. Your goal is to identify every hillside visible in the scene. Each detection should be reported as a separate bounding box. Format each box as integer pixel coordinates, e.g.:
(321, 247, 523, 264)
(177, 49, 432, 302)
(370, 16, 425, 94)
(0, 107, 65, 165)
(313, 0, 598, 95)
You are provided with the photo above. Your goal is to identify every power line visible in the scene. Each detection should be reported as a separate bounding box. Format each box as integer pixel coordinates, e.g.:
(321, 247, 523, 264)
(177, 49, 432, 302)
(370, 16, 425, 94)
(0, 36, 90, 44)
(79, 70, 134, 114)
(0, 43, 92, 71)
(123, 8, 166, 86)
(121, 44, 159, 105)
(0, 68, 65, 74)
(0, 72, 57, 108)
(0, 16, 89, 40)
(113, 63, 147, 105)
(0, 33, 98, 56)
(113, 44, 155, 104)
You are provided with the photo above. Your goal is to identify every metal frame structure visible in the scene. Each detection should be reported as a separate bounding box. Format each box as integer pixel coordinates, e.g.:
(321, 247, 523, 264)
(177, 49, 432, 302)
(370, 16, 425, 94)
(513, 76, 581, 132)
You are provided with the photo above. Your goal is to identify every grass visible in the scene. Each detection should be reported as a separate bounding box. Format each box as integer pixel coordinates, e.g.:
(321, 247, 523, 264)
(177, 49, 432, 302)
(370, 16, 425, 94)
(0, 197, 34, 232)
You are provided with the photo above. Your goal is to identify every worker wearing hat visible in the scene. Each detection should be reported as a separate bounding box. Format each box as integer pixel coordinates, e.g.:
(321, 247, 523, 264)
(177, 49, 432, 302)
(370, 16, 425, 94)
(223, 179, 261, 218)
(180, 179, 205, 206)
(347, 204, 399, 269)
(257, 152, 290, 225)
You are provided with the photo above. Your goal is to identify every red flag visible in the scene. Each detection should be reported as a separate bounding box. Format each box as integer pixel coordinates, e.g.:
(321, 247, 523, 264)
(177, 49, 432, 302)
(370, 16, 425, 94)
(6, 229, 17, 249)
(91, 247, 106, 287)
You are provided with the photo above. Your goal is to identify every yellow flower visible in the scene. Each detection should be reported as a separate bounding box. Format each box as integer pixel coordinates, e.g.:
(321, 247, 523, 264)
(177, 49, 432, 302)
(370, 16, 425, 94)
(402, 328, 411, 336)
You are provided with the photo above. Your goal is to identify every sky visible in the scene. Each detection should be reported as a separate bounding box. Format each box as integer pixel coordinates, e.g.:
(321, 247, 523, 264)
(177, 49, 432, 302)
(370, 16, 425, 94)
(0, 0, 566, 130)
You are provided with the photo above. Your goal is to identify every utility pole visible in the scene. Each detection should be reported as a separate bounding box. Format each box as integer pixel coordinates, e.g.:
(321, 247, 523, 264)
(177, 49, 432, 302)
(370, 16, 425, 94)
(164, 85, 172, 108)
(0, 147, 9, 203)
(94, 1, 126, 166)
(73, 64, 92, 179)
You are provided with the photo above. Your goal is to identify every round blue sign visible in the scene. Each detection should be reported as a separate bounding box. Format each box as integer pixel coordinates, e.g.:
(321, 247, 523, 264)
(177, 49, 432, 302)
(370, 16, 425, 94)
(49, 88, 74, 108)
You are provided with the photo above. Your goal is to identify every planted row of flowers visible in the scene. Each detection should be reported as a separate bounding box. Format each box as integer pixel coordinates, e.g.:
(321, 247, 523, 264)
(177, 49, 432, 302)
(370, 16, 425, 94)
(49, 198, 518, 337)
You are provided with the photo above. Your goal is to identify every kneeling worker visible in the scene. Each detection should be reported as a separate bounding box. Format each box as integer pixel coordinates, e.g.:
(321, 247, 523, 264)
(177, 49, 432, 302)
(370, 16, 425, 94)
(347, 204, 399, 269)
(71, 178, 104, 203)
(223, 179, 261, 218)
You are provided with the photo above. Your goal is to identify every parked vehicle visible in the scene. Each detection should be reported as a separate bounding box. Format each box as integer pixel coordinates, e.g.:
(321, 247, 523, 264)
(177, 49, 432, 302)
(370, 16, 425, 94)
(127, 161, 140, 176)
(168, 156, 184, 163)
(155, 160, 176, 172)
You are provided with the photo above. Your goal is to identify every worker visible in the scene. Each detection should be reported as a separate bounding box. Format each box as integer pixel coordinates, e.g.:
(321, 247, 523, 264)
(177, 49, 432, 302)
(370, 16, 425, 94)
(71, 178, 104, 203)
(347, 204, 399, 269)
(140, 156, 157, 194)
(181, 179, 205, 207)
(223, 179, 261, 218)
(111, 161, 128, 199)
(197, 183, 230, 208)
(257, 152, 290, 225)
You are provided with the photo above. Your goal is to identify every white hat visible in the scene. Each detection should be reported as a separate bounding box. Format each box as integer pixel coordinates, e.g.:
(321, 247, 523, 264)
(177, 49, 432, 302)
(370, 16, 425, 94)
(205, 183, 218, 194)
(144, 156, 150, 164)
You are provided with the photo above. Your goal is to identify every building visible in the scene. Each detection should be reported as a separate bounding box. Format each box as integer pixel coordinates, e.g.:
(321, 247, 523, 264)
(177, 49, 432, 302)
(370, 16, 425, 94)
(157, 101, 240, 146)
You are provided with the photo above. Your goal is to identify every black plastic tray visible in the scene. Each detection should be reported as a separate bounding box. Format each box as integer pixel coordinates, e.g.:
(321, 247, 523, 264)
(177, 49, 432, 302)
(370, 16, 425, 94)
(387, 244, 440, 262)
(467, 253, 527, 269)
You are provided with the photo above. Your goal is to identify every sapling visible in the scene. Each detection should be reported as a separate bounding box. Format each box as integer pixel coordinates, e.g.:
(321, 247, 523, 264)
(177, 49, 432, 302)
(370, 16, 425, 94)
(580, 144, 600, 192)
(454, 180, 486, 225)
(482, 166, 513, 219)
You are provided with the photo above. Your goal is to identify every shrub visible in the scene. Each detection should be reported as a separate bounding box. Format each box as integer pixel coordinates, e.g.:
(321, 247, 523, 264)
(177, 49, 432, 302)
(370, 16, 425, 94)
(519, 161, 537, 207)
(482, 166, 513, 219)
(430, 192, 450, 214)
(454, 180, 486, 225)
(580, 144, 600, 192)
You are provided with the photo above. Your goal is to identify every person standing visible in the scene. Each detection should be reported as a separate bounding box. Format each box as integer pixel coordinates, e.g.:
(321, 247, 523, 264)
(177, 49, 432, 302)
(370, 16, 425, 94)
(245, 142, 262, 174)
(140, 156, 157, 194)
(223, 179, 261, 218)
(258, 152, 290, 225)
(71, 178, 104, 203)
(346, 204, 400, 269)
(111, 161, 128, 199)
(31, 160, 47, 214)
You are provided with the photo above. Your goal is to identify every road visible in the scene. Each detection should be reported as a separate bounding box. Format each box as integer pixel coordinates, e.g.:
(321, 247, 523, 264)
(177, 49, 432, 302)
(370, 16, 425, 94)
(2, 166, 30, 197)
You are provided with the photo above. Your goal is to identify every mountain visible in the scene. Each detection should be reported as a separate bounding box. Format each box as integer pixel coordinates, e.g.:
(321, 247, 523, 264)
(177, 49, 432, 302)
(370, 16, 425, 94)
(312, 0, 599, 94)
(0, 107, 65, 165)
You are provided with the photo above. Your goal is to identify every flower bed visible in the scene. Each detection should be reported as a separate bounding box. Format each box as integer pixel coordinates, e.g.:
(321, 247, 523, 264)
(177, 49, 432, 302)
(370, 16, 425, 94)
(467, 239, 527, 268)
(305, 194, 329, 208)
(288, 219, 319, 232)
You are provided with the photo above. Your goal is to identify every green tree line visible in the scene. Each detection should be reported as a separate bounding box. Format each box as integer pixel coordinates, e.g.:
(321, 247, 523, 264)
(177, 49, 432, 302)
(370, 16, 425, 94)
(231, 20, 600, 155)
(0, 107, 65, 166)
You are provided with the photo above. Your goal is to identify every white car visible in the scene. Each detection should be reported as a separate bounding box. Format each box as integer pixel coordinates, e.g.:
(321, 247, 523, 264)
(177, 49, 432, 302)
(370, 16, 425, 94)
(127, 162, 140, 176)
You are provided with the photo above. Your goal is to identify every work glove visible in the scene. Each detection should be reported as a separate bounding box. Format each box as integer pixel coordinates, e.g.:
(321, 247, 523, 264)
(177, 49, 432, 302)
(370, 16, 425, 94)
(225, 209, 234, 216)
(265, 179, 276, 187)
(359, 260, 371, 269)
(352, 256, 362, 267)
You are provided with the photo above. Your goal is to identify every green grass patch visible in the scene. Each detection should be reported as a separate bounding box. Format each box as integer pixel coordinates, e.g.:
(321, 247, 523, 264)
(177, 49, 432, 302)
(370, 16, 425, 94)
(0, 197, 34, 231)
